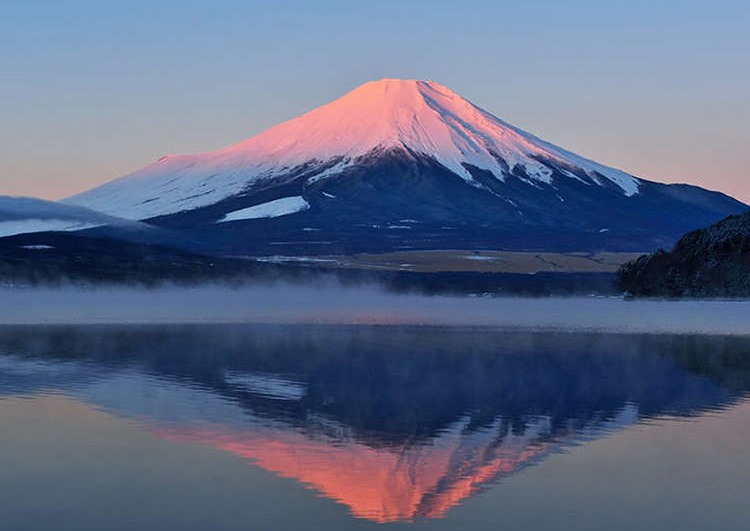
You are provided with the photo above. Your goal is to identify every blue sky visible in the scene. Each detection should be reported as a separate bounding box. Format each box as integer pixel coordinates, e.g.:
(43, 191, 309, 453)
(1, 0, 748, 201)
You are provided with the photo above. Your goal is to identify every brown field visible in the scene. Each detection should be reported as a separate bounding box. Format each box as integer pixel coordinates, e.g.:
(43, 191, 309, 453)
(255, 250, 645, 274)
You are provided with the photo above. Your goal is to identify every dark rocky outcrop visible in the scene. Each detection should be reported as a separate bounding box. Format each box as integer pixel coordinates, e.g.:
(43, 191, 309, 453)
(617, 210, 750, 298)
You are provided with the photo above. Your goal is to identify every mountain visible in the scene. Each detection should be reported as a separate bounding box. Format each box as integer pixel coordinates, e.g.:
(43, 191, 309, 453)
(64, 79, 746, 254)
(0, 195, 150, 238)
(618, 210, 750, 298)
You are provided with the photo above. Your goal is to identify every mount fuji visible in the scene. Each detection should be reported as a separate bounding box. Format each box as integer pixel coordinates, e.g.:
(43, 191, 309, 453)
(65, 79, 746, 254)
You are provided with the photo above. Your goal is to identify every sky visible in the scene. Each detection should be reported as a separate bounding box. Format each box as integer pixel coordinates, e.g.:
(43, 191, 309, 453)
(1, 0, 748, 203)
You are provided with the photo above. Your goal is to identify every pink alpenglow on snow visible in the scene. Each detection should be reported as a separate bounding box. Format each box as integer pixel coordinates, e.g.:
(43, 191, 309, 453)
(65, 79, 641, 221)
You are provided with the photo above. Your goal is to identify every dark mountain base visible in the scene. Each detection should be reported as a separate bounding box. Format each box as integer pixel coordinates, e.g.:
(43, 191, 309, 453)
(618, 211, 750, 298)
(0, 232, 618, 296)
(363, 271, 618, 296)
(0, 232, 257, 286)
(148, 149, 746, 255)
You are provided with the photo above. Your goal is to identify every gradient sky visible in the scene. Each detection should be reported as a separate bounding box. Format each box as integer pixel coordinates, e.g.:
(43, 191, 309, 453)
(1, 0, 748, 202)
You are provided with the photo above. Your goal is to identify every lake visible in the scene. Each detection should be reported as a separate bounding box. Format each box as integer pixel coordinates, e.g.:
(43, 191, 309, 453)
(1, 323, 749, 530)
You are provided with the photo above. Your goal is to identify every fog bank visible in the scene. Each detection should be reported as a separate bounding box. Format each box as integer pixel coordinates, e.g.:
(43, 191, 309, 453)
(0, 284, 748, 335)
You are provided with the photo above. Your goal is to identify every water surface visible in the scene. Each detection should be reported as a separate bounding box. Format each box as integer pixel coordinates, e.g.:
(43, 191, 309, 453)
(1, 325, 749, 530)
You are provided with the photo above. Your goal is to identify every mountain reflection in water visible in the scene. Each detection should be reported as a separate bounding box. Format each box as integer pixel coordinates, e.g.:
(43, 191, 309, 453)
(1, 325, 749, 523)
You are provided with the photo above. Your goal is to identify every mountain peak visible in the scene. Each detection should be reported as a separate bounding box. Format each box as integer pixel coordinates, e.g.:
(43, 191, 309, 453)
(218, 77, 472, 166)
(215, 77, 640, 191)
(343, 78, 462, 103)
(344, 77, 446, 94)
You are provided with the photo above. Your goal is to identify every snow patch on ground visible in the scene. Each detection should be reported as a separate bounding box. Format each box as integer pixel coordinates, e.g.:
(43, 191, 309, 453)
(218, 197, 310, 223)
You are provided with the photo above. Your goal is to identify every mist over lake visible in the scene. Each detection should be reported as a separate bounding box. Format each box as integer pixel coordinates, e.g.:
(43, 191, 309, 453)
(1, 284, 748, 335)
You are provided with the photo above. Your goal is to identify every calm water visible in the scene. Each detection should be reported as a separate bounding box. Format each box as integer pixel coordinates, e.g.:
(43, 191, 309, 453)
(1, 325, 749, 530)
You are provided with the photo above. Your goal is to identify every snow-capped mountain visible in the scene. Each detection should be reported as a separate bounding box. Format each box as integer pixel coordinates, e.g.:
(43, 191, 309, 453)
(65, 79, 747, 253)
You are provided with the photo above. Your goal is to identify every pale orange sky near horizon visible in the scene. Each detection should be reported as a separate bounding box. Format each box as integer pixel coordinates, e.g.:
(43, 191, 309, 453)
(1, 1, 748, 204)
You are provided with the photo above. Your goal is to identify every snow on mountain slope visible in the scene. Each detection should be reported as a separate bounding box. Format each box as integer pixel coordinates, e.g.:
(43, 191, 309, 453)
(65, 79, 641, 220)
(218, 196, 310, 223)
(0, 196, 149, 238)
